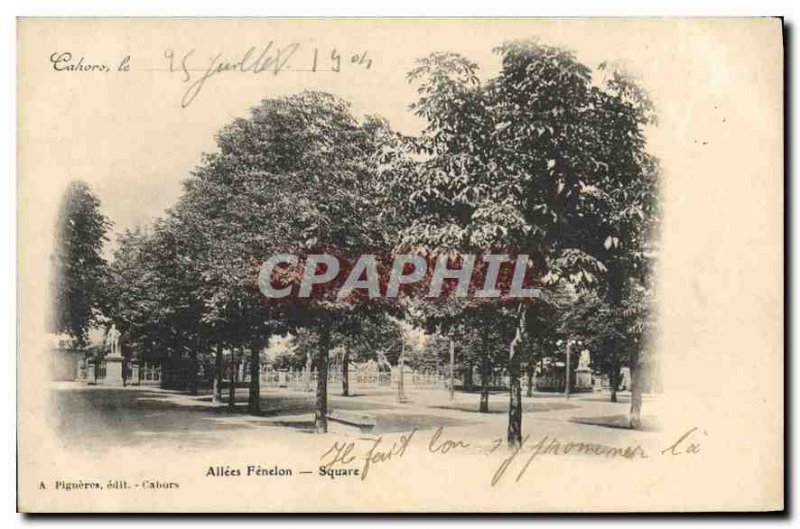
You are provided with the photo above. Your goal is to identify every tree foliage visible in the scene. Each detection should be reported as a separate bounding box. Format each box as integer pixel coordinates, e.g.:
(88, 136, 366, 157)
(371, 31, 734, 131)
(51, 181, 111, 347)
(93, 39, 659, 435)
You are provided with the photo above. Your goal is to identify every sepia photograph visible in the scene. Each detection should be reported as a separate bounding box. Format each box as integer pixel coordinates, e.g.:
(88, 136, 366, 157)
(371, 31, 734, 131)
(16, 16, 784, 513)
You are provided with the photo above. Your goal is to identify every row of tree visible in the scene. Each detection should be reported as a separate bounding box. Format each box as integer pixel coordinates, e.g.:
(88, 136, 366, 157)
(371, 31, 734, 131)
(51, 40, 659, 446)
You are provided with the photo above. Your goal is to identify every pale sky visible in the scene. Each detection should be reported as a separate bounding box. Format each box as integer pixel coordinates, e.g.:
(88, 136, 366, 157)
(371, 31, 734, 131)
(20, 18, 718, 242)
(19, 18, 780, 268)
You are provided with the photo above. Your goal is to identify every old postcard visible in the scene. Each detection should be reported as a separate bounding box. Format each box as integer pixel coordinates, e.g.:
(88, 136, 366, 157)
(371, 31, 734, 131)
(17, 17, 783, 512)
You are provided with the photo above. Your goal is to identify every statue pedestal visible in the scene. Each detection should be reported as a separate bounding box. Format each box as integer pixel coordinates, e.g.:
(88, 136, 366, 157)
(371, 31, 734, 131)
(104, 354, 125, 387)
(574, 368, 593, 391)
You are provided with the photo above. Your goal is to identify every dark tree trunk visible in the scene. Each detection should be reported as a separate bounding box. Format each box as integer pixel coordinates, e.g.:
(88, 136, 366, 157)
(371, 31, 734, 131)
(479, 354, 489, 413)
(608, 369, 619, 402)
(341, 348, 349, 396)
(464, 361, 473, 392)
(248, 342, 261, 415)
(315, 325, 331, 433)
(228, 347, 237, 410)
(507, 306, 527, 448)
(213, 343, 224, 404)
(188, 347, 198, 396)
(607, 263, 625, 405)
(449, 338, 455, 401)
(507, 353, 522, 447)
(164, 351, 175, 389)
(629, 353, 643, 429)
(304, 353, 313, 392)
(397, 334, 407, 403)
(609, 362, 619, 403)
(565, 341, 572, 399)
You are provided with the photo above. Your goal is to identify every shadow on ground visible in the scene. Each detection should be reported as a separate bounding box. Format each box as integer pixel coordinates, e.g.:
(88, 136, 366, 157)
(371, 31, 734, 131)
(51, 388, 245, 450)
(570, 414, 660, 432)
(431, 400, 580, 414)
(266, 412, 475, 434)
(50, 387, 476, 447)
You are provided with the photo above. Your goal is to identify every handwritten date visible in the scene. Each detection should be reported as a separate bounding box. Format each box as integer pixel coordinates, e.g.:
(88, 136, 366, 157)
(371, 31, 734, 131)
(164, 43, 373, 108)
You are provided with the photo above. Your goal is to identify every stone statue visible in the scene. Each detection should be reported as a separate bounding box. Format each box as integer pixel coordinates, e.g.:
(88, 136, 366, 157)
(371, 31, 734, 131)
(103, 323, 125, 386)
(105, 323, 122, 358)
(578, 349, 591, 370)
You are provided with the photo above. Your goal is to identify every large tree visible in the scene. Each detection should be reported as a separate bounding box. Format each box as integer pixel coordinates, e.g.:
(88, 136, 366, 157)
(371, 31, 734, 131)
(105, 218, 207, 391)
(452, 312, 512, 412)
(51, 181, 111, 347)
(175, 92, 400, 428)
(400, 41, 658, 446)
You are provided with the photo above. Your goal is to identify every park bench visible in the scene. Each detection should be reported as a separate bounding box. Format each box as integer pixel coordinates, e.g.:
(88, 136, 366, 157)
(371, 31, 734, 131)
(326, 410, 377, 433)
